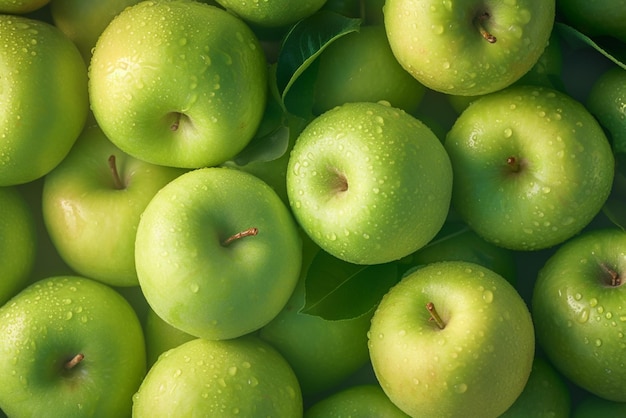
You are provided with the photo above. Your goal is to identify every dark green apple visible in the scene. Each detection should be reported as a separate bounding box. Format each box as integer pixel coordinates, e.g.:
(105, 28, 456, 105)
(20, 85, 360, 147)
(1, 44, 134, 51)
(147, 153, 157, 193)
(557, 0, 626, 43)
(573, 393, 626, 418)
(587, 66, 626, 155)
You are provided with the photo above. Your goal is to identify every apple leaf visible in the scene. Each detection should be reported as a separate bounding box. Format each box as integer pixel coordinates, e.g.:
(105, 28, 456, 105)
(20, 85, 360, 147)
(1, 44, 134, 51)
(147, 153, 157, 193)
(555, 23, 626, 70)
(275, 10, 361, 118)
(300, 250, 398, 320)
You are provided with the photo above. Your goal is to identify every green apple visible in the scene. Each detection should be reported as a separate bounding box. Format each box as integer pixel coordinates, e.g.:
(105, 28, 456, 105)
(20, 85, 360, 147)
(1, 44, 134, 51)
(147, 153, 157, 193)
(383, 0, 556, 96)
(0, 14, 88, 186)
(573, 393, 626, 418)
(305, 384, 410, 417)
(557, 0, 626, 43)
(499, 356, 571, 418)
(0, 0, 48, 13)
(132, 335, 302, 417)
(50, 0, 143, 63)
(42, 124, 186, 288)
(368, 260, 535, 418)
(312, 24, 426, 116)
(587, 66, 626, 155)
(445, 85, 615, 251)
(144, 307, 196, 367)
(286, 101, 453, 265)
(259, 239, 372, 397)
(135, 166, 302, 340)
(89, 0, 268, 169)
(0, 276, 146, 417)
(214, 0, 327, 28)
(532, 228, 626, 402)
(0, 187, 36, 306)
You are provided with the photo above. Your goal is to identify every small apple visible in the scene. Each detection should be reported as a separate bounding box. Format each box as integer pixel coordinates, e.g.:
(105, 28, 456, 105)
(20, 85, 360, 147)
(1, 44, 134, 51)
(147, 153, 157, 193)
(587, 66, 626, 155)
(0, 14, 88, 186)
(42, 124, 186, 288)
(89, 0, 268, 169)
(214, 0, 327, 28)
(0, 276, 146, 417)
(132, 336, 302, 417)
(532, 228, 626, 402)
(557, 0, 626, 43)
(144, 307, 196, 367)
(368, 260, 535, 418)
(135, 166, 302, 340)
(383, 0, 556, 96)
(444, 85, 615, 251)
(305, 384, 410, 417)
(312, 24, 426, 116)
(0, 186, 37, 306)
(286, 101, 453, 265)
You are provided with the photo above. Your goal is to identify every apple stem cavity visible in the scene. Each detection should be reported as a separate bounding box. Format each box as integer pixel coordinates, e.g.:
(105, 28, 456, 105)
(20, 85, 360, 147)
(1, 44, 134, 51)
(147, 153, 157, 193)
(426, 302, 446, 329)
(222, 227, 259, 247)
(506, 156, 521, 173)
(64, 353, 85, 370)
(108, 155, 125, 190)
(170, 112, 183, 131)
(474, 12, 497, 43)
(600, 263, 622, 287)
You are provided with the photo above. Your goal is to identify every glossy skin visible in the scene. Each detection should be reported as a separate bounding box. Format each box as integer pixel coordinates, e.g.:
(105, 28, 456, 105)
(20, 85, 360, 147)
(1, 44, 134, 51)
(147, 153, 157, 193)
(42, 125, 186, 287)
(286, 101, 453, 265)
(305, 384, 409, 417)
(0, 276, 147, 417)
(0, 15, 88, 186)
(135, 167, 302, 340)
(0, 0, 48, 13)
(587, 66, 626, 154)
(445, 85, 615, 251)
(0, 187, 36, 305)
(369, 261, 535, 418)
(383, 0, 556, 96)
(89, 0, 268, 169)
(133, 336, 303, 417)
(532, 228, 626, 402)
(215, 0, 327, 27)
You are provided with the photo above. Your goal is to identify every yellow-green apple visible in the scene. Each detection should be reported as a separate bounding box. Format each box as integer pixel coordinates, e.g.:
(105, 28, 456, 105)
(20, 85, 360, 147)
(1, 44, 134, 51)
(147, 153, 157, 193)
(144, 308, 196, 367)
(286, 101, 453, 265)
(88, 0, 268, 169)
(305, 384, 410, 417)
(0, 0, 48, 13)
(368, 260, 535, 418)
(214, 0, 327, 28)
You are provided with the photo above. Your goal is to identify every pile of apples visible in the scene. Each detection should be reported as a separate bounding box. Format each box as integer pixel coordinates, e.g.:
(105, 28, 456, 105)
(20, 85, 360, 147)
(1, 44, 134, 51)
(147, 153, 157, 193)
(1, 0, 625, 416)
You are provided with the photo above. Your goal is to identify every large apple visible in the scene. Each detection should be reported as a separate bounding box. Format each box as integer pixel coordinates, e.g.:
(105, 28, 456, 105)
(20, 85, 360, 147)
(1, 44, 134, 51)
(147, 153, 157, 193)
(0, 186, 36, 305)
(532, 228, 626, 402)
(557, 0, 626, 43)
(42, 124, 186, 287)
(88, 0, 268, 169)
(0, 276, 146, 417)
(0, 14, 88, 186)
(383, 0, 556, 96)
(286, 101, 453, 265)
(135, 166, 302, 340)
(368, 260, 535, 418)
(132, 336, 302, 417)
(444, 85, 615, 251)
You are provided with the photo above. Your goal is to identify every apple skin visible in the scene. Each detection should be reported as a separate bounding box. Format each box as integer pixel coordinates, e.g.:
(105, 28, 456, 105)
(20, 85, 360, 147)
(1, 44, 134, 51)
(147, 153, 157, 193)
(305, 384, 410, 417)
(587, 66, 626, 154)
(132, 336, 302, 417)
(573, 393, 626, 418)
(0, 0, 48, 13)
(135, 167, 302, 341)
(144, 307, 196, 368)
(214, 0, 327, 28)
(0, 14, 88, 186)
(368, 260, 535, 418)
(286, 101, 453, 265)
(0, 276, 146, 417)
(42, 124, 186, 287)
(557, 0, 626, 43)
(383, 0, 556, 96)
(444, 85, 615, 251)
(88, 0, 268, 169)
(312, 25, 426, 116)
(0, 187, 37, 306)
(532, 228, 626, 402)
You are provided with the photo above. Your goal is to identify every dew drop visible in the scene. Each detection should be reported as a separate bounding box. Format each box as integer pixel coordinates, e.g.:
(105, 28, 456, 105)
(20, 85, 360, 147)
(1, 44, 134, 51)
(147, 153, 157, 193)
(482, 290, 493, 303)
(454, 383, 468, 393)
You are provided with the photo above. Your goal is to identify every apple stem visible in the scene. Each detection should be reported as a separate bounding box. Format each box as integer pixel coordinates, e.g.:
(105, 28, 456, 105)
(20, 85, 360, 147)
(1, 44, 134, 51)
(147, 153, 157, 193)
(64, 353, 84, 370)
(222, 227, 258, 247)
(475, 12, 497, 43)
(108, 155, 125, 190)
(170, 112, 181, 131)
(426, 302, 446, 329)
(506, 156, 521, 173)
(601, 263, 622, 287)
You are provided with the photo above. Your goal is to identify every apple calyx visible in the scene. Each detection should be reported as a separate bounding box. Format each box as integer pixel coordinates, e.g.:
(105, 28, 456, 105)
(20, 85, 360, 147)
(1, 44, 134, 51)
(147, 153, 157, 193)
(108, 155, 125, 190)
(169, 112, 186, 132)
(426, 302, 446, 329)
(506, 156, 521, 173)
(64, 353, 85, 370)
(331, 168, 349, 193)
(222, 227, 259, 246)
(474, 12, 496, 43)
(600, 263, 622, 287)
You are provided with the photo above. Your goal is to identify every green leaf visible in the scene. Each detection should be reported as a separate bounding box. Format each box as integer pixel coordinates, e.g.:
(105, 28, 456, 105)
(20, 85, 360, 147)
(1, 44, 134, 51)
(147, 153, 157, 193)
(275, 10, 361, 117)
(300, 250, 398, 321)
(555, 22, 626, 70)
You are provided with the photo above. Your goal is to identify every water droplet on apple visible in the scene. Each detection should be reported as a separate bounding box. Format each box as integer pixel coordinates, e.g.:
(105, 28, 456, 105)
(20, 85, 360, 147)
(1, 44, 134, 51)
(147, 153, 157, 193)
(574, 293, 582, 300)
(173, 369, 182, 377)
(190, 283, 200, 293)
(503, 128, 513, 138)
(65, 311, 73, 320)
(578, 309, 590, 323)
(247, 376, 259, 387)
(482, 290, 493, 303)
(589, 298, 598, 307)
(595, 339, 603, 347)
(454, 383, 468, 393)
